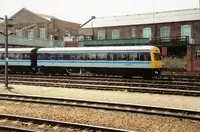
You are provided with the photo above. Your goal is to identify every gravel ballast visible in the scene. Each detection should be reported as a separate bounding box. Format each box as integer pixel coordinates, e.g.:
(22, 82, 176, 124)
(0, 101, 200, 132)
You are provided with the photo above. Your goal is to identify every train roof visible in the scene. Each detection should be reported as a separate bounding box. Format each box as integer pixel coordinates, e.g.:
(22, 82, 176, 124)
(37, 46, 157, 53)
(0, 48, 35, 53)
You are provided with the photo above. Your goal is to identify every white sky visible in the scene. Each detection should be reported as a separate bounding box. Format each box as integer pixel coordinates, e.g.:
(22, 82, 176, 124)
(0, 0, 199, 24)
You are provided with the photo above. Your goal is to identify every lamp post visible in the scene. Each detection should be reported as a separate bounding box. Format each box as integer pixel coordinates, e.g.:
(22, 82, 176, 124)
(0, 15, 10, 88)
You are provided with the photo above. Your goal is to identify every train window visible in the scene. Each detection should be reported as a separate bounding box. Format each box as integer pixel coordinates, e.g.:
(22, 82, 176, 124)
(129, 53, 139, 61)
(8, 53, 14, 59)
(140, 53, 151, 61)
(118, 53, 122, 60)
(118, 53, 129, 61)
(154, 53, 161, 60)
(50, 54, 55, 60)
(58, 54, 63, 60)
(76, 54, 81, 60)
(22, 53, 30, 60)
(15, 53, 23, 60)
(70, 54, 76, 60)
(63, 54, 70, 60)
(0, 54, 2, 59)
(79, 54, 85, 60)
(45, 54, 50, 60)
(97, 53, 107, 60)
(87, 54, 96, 60)
(37, 53, 45, 60)
(107, 53, 117, 61)
(55, 54, 59, 60)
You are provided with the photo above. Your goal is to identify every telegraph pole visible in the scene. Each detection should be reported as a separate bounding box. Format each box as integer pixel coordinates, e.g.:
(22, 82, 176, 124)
(5, 15, 8, 88)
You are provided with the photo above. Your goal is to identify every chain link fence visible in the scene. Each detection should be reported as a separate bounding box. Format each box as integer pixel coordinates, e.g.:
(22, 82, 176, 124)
(0, 35, 65, 47)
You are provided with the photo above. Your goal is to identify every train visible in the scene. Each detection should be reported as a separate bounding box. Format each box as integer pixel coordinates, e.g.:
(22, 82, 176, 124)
(0, 45, 163, 78)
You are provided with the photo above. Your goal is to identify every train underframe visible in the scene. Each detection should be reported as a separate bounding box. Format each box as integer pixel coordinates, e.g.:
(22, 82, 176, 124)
(0, 65, 162, 78)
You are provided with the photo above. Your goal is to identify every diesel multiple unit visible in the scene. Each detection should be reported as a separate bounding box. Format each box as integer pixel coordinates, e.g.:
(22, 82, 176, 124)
(0, 46, 163, 78)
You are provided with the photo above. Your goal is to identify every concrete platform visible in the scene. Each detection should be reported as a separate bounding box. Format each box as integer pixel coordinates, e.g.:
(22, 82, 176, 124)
(0, 83, 200, 111)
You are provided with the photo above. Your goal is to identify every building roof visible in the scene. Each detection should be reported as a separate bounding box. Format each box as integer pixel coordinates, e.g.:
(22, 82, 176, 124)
(82, 8, 200, 28)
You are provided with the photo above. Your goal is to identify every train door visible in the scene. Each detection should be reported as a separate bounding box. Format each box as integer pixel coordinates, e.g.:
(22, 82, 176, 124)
(30, 48, 38, 67)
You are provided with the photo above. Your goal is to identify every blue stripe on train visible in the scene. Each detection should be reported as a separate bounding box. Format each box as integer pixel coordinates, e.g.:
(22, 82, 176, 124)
(0, 60, 151, 64)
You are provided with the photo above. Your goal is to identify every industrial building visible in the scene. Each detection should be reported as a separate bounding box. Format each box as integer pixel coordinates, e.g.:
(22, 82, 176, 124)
(80, 8, 200, 72)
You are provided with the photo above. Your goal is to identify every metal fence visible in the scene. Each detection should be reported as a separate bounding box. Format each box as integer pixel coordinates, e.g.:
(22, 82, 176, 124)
(0, 35, 65, 47)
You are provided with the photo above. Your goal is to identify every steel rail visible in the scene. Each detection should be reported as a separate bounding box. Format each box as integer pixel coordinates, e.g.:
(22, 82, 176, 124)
(0, 73, 200, 82)
(2, 80, 200, 96)
(0, 93, 200, 121)
(5, 77, 200, 91)
(0, 114, 132, 132)
(0, 125, 36, 132)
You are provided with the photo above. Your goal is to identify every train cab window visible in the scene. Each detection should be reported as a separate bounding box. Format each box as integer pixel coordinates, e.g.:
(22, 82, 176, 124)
(129, 53, 139, 61)
(154, 53, 161, 60)
(63, 54, 70, 60)
(50, 54, 55, 60)
(97, 53, 107, 60)
(87, 54, 96, 60)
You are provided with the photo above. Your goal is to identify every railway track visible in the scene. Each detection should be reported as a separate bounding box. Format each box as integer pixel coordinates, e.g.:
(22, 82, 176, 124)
(0, 114, 131, 132)
(1, 75, 200, 96)
(0, 93, 200, 121)
(0, 73, 200, 82)
(0, 125, 36, 132)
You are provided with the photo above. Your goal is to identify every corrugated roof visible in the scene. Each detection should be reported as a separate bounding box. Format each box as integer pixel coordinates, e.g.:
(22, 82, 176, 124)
(82, 8, 200, 28)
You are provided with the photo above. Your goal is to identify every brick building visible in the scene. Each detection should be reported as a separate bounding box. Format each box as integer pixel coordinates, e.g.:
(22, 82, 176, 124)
(187, 45, 200, 71)
(0, 8, 80, 42)
(80, 8, 200, 71)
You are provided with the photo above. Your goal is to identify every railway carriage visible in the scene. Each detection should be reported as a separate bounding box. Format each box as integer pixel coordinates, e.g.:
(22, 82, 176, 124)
(0, 46, 163, 78)
(37, 46, 163, 78)
(0, 48, 37, 73)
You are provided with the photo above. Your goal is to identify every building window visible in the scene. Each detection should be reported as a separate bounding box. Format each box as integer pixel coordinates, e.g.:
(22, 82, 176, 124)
(16, 30, 22, 37)
(112, 29, 120, 39)
(160, 26, 170, 38)
(98, 30, 105, 40)
(40, 28, 46, 39)
(181, 25, 191, 43)
(28, 29, 34, 40)
(196, 50, 200, 58)
(160, 26, 170, 41)
(143, 28, 151, 40)
(132, 29, 136, 38)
